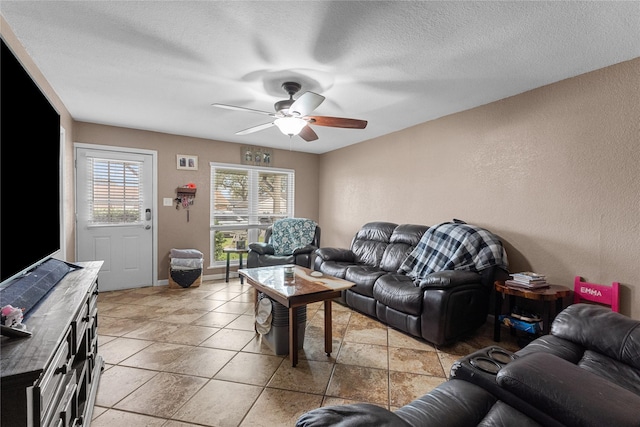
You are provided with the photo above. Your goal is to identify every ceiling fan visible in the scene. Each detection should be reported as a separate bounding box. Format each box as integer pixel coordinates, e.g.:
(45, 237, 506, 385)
(211, 82, 367, 142)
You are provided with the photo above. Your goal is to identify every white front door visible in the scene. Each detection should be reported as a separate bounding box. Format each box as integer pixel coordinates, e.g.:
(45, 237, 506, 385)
(75, 145, 155, 291)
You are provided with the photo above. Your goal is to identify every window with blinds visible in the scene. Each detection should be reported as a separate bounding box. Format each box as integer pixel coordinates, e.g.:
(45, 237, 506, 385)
(210, 163, 294, 264)
(87, 157, 143, 224)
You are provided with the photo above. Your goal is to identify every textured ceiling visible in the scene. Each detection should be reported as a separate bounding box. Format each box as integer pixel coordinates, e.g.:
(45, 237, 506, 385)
(2, 1, 639, 154)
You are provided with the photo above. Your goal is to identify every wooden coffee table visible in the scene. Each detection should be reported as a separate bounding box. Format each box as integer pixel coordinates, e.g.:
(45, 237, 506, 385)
(239, 265, 354, 367)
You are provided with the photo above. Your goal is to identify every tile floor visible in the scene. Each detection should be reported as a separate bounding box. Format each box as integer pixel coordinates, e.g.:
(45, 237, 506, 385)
(93, 278, 520, 427)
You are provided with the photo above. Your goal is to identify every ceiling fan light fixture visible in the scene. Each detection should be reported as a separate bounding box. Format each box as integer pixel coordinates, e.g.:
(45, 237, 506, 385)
(274, 117, 307, 136)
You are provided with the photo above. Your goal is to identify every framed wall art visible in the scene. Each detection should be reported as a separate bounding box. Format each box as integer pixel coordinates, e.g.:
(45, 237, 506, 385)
(177, 154, 198, 170)
(241, 146, 273, 167)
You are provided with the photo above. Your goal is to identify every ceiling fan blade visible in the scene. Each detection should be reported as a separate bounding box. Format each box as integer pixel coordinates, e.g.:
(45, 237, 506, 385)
(298, 125, 318, 142)
(212, 103, 274, 116)
(307, 116, 368, 129)
(289, 92, 325, 117)
(236, 122, 275, 135)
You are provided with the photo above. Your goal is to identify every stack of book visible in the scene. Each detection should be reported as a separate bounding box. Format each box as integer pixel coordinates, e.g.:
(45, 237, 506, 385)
(505, 272, 549, 289)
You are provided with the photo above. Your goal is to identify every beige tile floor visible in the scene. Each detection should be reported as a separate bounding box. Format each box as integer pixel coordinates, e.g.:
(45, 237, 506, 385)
(93, 278, 520, 427)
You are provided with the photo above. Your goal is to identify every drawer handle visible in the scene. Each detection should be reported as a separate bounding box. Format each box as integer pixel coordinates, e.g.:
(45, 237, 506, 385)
(54, 364, 68, 375)
(92, 290, 99, 295)
(82, 315, 90, 322)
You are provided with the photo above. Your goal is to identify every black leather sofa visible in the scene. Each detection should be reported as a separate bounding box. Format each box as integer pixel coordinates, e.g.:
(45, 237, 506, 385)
(247, 224, 321, 269)
(297, 304, 640, 427)
(313, 221, 509, 345)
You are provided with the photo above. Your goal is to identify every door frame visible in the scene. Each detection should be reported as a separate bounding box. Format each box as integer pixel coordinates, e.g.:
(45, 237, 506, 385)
(74, 142, 158, 286)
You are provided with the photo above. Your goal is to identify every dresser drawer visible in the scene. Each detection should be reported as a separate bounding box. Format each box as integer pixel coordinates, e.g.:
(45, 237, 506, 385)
(43, 372, 76, 427)
(76, 281, 98, 353)
(87, 282, 98, 311)
(56, 375, 77, 427)
(36, 329, 72, 424)
(72, 304, 89, 352)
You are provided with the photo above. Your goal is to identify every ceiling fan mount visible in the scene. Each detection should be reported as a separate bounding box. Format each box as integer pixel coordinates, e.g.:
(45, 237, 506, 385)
(274, 82, 302, 113)
(211, 81, 367, 142)
(281, 81, 302, 97)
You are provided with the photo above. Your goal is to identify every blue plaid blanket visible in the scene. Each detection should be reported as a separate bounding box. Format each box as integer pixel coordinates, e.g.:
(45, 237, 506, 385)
(398, 222, 508, 279)
(271, 218, 317, 256)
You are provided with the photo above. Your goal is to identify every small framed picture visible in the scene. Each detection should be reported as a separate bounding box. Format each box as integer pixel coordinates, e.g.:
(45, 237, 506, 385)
(241, 146, 273, 167)
(241, 147, 254, 165)
(177, 154, 198, 170)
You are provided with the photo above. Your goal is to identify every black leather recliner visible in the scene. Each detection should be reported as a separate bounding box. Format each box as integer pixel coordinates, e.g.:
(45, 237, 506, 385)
(297, 304, 640, 427)
(247, 225, 321, 269)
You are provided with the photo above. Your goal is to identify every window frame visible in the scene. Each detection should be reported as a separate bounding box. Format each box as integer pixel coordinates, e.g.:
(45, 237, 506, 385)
(209, 162, 295, 267)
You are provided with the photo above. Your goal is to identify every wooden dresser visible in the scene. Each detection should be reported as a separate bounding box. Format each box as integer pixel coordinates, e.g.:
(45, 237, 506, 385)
(1, 261, 103, 427)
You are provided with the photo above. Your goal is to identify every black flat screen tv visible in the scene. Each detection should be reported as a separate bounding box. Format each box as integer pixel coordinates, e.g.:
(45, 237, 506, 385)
(1, 38, 62, 289)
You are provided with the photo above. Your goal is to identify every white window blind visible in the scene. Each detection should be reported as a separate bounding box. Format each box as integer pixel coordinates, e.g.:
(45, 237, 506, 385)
(210, 163, 294, 264)
(86, 157, 143, 224)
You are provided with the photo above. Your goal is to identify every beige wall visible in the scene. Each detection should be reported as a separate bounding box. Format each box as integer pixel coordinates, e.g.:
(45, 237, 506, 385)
(4, 16, 638, 318)
(319, 58, 640, 318)
(73, 124, 320, 280)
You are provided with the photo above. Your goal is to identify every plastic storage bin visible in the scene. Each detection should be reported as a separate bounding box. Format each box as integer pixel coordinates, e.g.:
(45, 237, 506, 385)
(259, 293, 307, 355)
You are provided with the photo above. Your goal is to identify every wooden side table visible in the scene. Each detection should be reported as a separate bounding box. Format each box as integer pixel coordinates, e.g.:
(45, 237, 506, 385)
(223, 247, 249, 284)
(493, 281, 571, 342)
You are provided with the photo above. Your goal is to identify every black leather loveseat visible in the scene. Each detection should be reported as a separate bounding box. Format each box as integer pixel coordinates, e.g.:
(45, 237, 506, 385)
(297, 304, 640, 427)
(314, 221, 509, 345)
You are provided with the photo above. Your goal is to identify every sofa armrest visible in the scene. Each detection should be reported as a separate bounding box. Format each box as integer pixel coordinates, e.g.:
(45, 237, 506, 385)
(417, 270, 482, 290)
(497, 352, 640, 427)
(292, 245, 317, 256)
(248, 242, 275, 256)
(296, 403, 410, 427)
(315, 247, 356, 262)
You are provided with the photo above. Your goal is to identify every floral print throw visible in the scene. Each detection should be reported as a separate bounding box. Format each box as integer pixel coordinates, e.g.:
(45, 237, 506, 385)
(271, 218, 317, 256)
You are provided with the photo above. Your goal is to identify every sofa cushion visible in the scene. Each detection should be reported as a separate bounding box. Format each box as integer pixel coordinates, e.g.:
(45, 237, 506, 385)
(354, 221, 397, 242)
(350, 222, 397, 266)
(480, 401, 543, 427)
(497, 352, 640, 427)
(373, 274, 422, 316)
(345, 266, 386, 297)
(578, 349, 640, 396)
(319, 261, 354, 279)
(395, 379, 539, 426)
(379, 242, 414, 272)
(352, 239, 388, 266)
(379, 224, 429, 272)
(550, 303, 640, 371)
